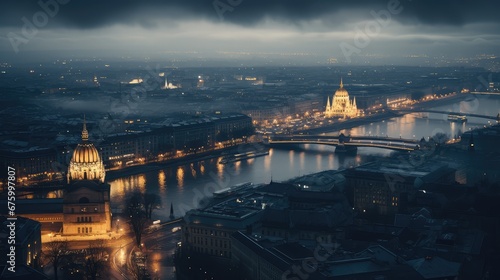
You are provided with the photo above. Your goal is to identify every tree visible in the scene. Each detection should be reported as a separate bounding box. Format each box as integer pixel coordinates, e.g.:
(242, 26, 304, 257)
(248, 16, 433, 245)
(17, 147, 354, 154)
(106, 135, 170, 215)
(42, 240, 70, 280)
(432, 132, 449, 145)
(127, 192, 148, 247)
(143, 193, 162, 219)
(83, 239, 108, 280)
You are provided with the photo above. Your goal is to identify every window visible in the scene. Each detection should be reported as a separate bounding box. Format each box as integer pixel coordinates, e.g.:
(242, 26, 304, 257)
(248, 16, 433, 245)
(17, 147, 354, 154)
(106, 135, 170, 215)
(78, 227, 80, 234)
(77, 217, 80, 222)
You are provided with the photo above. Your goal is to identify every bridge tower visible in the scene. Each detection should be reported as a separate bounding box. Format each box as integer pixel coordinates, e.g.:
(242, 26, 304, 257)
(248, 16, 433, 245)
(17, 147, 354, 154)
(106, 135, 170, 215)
(335, 133, 357, 154)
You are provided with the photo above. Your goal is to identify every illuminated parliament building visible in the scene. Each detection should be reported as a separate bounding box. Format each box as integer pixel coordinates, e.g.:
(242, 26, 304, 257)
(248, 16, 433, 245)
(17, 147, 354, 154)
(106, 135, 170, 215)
(325, 79, 358, 118)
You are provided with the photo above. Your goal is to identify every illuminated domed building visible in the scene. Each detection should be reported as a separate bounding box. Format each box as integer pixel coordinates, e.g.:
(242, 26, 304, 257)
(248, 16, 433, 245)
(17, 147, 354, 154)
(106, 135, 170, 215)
(325, 79, 358, 118)
(17, 119, 112, 237)
(67, 120, 105, 183)
(62, 120, 111, 235)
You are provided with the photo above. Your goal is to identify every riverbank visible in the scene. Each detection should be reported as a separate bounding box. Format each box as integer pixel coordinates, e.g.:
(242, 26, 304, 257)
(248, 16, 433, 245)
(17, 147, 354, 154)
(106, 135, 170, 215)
(106, 143, 266, 181)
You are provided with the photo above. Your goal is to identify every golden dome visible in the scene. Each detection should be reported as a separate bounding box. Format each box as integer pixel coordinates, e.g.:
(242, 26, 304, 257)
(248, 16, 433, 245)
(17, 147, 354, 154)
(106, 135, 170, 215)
(335, 87, 349, 97)
(67, 117, 106, 184)
(72, 143, 101, 163)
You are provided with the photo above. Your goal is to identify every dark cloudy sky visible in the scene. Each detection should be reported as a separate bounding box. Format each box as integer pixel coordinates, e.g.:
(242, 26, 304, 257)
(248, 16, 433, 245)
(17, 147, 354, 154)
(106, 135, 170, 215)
(0, 0, 499, 64)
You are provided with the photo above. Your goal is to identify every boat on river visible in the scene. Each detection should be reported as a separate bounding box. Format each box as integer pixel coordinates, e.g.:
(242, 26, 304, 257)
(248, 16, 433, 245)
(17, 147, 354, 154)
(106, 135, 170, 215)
(447, 114, 467, 122)
(219, 150, 269, 164)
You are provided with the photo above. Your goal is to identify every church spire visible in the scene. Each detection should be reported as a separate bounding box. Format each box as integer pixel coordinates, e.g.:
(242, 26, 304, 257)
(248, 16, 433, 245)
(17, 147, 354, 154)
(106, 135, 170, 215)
(340, 77, 343, 88)
(169, 202, 175, 219)
(82, 114, 89, 141)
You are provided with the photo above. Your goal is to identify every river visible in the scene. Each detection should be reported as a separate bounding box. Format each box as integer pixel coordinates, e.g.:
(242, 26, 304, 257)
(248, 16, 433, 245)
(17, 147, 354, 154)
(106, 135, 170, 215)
(108, 94, 500, 219)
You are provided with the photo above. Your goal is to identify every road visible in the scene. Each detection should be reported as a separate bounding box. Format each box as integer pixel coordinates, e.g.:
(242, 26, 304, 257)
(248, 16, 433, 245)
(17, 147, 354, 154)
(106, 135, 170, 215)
(143, 227, 181, 279)
(109, 219, 183, 280)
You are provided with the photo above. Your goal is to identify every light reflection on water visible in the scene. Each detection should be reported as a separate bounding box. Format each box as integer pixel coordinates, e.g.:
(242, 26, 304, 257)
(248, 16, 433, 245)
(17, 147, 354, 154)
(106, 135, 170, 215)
(109, 148, 386, 218)
(108, 96, 499, 219)
(176, 167, 184, 189)
(158, 170, 166, 197)
(337, 113, 470, 140)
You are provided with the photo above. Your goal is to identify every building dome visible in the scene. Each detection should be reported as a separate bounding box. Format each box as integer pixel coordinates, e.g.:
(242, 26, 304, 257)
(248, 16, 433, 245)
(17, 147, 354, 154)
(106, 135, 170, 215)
(334, 87, 349, 97)
(334, 79, 349, 97)
(72, 143, 101, 163)
(67, 118, 105, 184)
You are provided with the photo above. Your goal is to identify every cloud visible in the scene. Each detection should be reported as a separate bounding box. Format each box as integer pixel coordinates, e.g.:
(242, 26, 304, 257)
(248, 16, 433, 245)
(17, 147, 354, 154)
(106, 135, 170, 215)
(0, 0, 499, 30)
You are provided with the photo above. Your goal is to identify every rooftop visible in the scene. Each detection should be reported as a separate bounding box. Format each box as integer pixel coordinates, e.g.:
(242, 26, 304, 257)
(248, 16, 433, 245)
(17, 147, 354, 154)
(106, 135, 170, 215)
(287, 170, 346, 192)
(408, 256, 461, 279)
(185, 191, 286, 229)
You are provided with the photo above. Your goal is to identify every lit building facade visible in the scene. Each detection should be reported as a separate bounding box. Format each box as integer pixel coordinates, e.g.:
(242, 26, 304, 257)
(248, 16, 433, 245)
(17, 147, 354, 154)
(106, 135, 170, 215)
(99, 114, 251, 167)
(62, 181, 112, 235)
(325, 79, 358, 118)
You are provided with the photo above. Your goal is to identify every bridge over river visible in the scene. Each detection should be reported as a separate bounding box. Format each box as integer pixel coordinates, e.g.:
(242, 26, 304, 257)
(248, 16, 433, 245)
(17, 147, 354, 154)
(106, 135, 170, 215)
(394, 109, 499, 121)
(267, 134, 420, 153)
